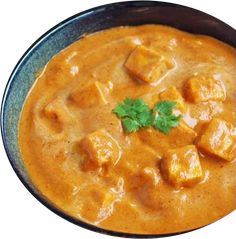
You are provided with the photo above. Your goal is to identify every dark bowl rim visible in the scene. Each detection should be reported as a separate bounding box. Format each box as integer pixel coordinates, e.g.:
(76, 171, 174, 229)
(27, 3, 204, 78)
(1, 1, 235, 238)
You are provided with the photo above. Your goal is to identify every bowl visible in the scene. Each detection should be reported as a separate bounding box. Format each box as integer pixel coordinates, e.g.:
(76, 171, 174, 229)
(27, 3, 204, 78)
(1, 1, 236, 238)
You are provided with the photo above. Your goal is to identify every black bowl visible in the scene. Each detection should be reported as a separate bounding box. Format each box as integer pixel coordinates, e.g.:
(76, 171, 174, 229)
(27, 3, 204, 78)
(1, 1, 235, 238)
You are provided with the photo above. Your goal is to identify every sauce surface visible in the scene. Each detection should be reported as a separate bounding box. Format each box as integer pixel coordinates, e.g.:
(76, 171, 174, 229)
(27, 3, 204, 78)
(19, 25, 236, 234)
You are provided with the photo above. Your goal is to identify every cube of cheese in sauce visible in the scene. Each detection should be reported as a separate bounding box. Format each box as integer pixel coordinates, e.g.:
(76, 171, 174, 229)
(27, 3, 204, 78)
(197, 118, 236, 161)
(78, 187, 117, 222)
(81, 129, 121, 168)
(70, 81, 109, 108)
(43, 98, 73, 123)
(125, 45, 174, 84)
(138, 121, 197, 156)
(131, 167, 161, 210)
(184, 75, 226, 103)
(138, 167, 160, 188)
(159, 86, 185, 112)
(161, 145, 203, 187)
(122, 142, 161, 177)
(43, 97, 75, 133)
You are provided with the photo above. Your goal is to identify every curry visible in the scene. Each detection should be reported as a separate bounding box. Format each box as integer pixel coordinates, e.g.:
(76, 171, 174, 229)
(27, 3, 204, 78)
(19, 25, 236, 234)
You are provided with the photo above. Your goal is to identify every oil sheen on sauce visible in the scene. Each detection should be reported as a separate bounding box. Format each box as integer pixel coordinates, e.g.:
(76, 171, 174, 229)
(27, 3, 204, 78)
(19, 25, 236, 234)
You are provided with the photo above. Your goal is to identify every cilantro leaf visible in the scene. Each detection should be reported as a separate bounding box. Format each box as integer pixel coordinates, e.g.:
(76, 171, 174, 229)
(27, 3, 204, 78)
(137, 110, 153, 127)
(167, 115, 181, 127)
(153, 101, 177, 116)
(122, 118, 140, 132)
(113, 98, 181, 134)
(112, 103, 128, 117)
(113, 98, 152, 132)
(153, 101, 181, 134)
(153, 115, 181, 134)
(153, 116, 170, 134)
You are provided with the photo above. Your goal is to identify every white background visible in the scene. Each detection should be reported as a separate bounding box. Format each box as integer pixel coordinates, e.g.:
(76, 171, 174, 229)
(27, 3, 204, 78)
(0, 0, 235, 238)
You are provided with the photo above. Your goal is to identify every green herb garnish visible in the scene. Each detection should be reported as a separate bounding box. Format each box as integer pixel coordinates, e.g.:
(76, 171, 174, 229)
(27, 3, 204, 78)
(113, 98, 181, 134)
(113, 98, 153, 132)
(153, 101, 181, 134)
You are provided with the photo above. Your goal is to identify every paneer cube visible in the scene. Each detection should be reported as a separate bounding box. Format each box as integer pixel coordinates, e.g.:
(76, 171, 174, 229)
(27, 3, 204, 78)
(138, 121, 197, 156)
(197, 118, 236, 161)
(188, 101, 223, 123)
(159, 86, 185, 112)
(137, 167, 160, 188)
(43, 97, 73, 123)
(97, 194, 119, 221)
(184, 75, 226, 103)
(125, 45, 174, 84)
(122, 141, 161, 177)
(70, 81, 109, 108)
(43, 97, 75, 133)
(131, 167, 161, 210)
(77, 186, 117, 222)
(161, 145, 203, 187)
(80, 129, 121, 168)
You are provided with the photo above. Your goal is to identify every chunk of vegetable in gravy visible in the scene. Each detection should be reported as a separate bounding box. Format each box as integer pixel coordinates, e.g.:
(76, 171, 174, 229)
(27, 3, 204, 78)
(197, 118, 236, 161)
(19, 25, 236, 234)
(69, 81, 109, 108)
(77, 186, 119, 223)
(161, 145, 203, 187)
(138, 121, 197, 156)
(125, 45, 174, 84)
(184, 74, 226, 103)
(80, 129, 121, 169)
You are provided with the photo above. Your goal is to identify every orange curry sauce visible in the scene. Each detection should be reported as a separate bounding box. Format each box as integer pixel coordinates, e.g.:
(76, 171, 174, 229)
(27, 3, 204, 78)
(19, 25, 236, 234)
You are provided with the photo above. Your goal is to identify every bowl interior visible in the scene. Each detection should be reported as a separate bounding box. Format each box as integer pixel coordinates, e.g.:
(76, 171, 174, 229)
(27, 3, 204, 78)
(1, 1, 236, 237)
